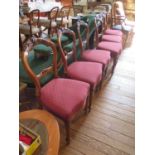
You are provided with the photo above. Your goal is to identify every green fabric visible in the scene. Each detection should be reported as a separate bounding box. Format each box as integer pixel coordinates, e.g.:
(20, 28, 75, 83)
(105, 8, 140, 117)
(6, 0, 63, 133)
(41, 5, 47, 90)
(33, 44, 52, 54)
(51, 35, 69, 43)
(19, 50, 54, 86)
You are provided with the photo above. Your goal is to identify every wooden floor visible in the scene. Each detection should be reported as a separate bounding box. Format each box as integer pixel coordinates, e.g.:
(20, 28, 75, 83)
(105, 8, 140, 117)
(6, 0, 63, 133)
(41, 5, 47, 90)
(59, 34, 135, 155)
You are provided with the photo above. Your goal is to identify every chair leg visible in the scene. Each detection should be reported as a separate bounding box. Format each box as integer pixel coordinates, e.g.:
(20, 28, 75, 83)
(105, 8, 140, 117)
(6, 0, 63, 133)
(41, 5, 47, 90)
(88, 89, 93, 112)
(65, 121, 70, 145)
(84, 94, 90, 114)
(111, 56, 118, 75)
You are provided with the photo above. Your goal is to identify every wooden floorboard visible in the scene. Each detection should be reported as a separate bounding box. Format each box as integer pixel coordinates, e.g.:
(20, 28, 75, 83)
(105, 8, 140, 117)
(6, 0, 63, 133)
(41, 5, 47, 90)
(59, 35, 135, 155)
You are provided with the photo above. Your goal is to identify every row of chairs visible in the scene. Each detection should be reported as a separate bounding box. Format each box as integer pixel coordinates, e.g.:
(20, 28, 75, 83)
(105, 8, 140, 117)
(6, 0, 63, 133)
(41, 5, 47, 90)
(19, 5, 85, 45)
(20, 10, 126, 144)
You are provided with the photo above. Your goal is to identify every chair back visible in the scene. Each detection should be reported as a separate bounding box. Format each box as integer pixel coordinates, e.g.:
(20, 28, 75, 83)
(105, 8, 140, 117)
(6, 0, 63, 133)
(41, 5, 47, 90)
(21, 38, 58, 96)
(30, 9, 40, 27)
(76, 20, 90, 54)
(49, 6, 59, 21)
(111, 1, 126, 26)
(57, 28, 77, 74)
(57, 6, 71, 26)
(73, 5, 83, 16)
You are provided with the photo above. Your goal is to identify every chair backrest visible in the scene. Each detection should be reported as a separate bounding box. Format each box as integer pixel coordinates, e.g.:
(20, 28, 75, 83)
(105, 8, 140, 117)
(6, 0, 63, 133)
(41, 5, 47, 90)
(111, 1, 126, 25)
(30, 9, 40, 27)
(57, 6, 71, 27)
(21, 38, 58, 96)
(58, 6, 71, 19)
(73, 5, 84, 16)
(76, 20, 90, 54)
(94, 16, 104, 46)
(77, 17, 104, 50)
(49, 6, 59, 21)
(57, 28, 77, 74)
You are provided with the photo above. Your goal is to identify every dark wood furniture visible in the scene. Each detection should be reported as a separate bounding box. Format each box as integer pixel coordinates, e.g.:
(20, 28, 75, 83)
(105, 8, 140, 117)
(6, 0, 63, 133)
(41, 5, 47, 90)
(20, 109, 60, 155)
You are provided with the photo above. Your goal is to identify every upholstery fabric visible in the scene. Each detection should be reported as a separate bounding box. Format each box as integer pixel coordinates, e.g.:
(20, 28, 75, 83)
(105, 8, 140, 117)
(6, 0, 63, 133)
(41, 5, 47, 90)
(51, 35, 69, 43)
(67, 61, 102, 89)
(19, 51, 54, 85)
(81, 49, 111, 69)
(40, 78, 90, 120)
(19, 24, 40, 35)
(33, 44, 52, 54)
(102, 35, 122, 43)
(112, 24, 132, 32)
(104, 29, 123, 36)
(97, 41, 122, 57)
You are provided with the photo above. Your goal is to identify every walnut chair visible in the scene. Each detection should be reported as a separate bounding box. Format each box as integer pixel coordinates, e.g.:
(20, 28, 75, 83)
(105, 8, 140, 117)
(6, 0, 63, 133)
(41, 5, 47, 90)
(95, 17, 123, 76)
(21, 38, 90, 144)
(35, 6, 59, 37)
(97, 15, 124, 47)
(19, 9, 41, 43)
(76, 20, 111, 80)
(57, 28, 103, 111)
(73, 5, 84, 16)
(56, 6, 71, 28)
(110, 1, 134, 45)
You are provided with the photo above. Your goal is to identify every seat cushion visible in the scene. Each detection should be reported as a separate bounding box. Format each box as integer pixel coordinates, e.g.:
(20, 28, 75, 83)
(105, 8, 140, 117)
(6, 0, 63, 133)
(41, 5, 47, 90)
(102, 35, 122, 43)
(81, 49, 111, 69)
(33, 44, 52, 54)
(40, 78, 90, 121)
(67, 61, 102, 89)
(51, 35, 69, 43)
(104, 29, 123, 36)
(97, 41, 122, 57)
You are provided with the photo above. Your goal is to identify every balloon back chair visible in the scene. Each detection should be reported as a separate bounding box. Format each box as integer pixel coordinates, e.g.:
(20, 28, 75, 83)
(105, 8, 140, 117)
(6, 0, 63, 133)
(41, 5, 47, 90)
(19, 9, 41, 43)
(76, 19, 111, 80)
(36, 6, 59, 37)
(56, 6, 71, 28)
(95, 16, 123, 76)
(57, 28, 103, 111)
(110, 0, 134, 46)
(20, 38, 90, 144)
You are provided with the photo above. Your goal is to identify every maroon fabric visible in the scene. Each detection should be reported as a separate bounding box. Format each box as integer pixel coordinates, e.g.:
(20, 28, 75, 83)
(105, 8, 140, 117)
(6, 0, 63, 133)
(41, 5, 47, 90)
(67, 61, 102, 89)
(97, 41, 122, 57)
(82, 49, 111, 69)
(102, 35, 122, 43)
(40, 78, 90, 121)
(105, 29, 123, 36)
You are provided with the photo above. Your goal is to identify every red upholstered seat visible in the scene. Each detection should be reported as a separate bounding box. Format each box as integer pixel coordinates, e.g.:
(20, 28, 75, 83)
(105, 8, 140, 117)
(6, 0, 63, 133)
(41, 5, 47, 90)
(104, 29, 123, 36)
(97, 41, 122, 57)
(67, 61, 102, 89)
(81, 49, 111, 69)
(40, 78, 90, 121)
(102, 35, 122, 43)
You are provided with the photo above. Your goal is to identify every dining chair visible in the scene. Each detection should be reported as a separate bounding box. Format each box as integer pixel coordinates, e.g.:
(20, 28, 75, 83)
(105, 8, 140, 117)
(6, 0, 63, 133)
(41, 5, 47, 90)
(35, 6, 59, 37)
(20, 38, 90, 144)
(94, 17, 123, 76)
(73, 5, 84, 16)
(110, 0, 134, 45)
(19, 9, 41, 43)
(76, 20, 111, 79)
(56, 6, 71, 28)
(57, 28, 103, 111)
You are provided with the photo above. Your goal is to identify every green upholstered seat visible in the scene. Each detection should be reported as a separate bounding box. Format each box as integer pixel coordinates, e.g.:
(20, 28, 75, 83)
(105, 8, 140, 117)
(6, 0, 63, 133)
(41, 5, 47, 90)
(19, 50, 54, 86)
(33, 44, 52, 54)
(51, 35, 69, 43)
